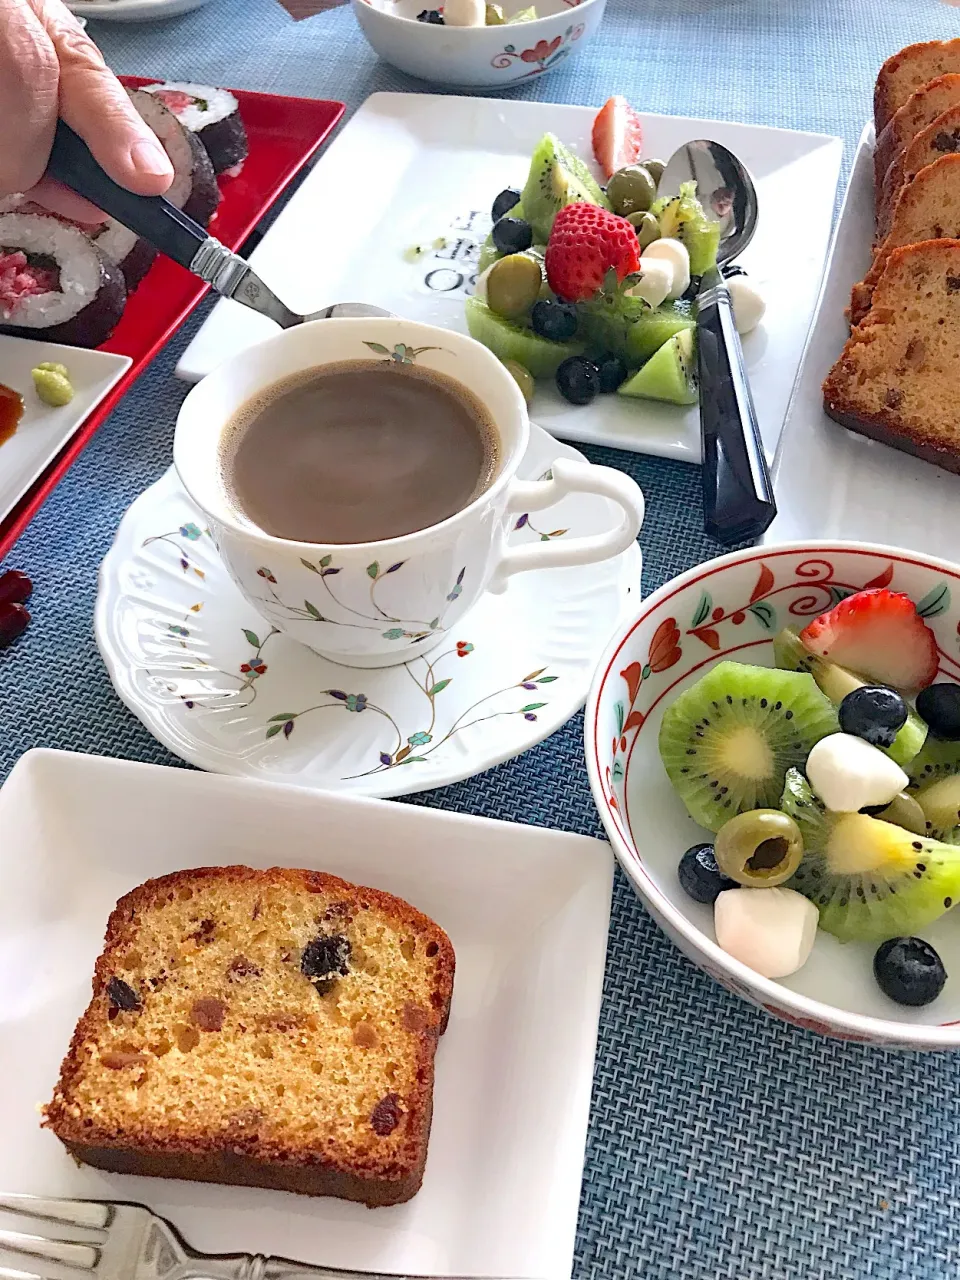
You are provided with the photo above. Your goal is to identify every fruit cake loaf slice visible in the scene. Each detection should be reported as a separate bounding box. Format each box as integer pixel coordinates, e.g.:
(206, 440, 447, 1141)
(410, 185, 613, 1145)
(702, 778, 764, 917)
(850, 155, 960, 324)
(43, 866, 455, 1207)
(874, 40, 960, 135)
(877, 103, 960, 239)
(823, 239, 960, 474)
(873, 73, 960, 192)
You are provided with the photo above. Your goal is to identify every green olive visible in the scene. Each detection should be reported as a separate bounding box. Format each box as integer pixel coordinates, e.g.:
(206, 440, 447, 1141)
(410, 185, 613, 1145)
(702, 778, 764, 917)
(877, 791, 928, 836)
(486, 253, 542, 319)
(502, 358, 535, 405)
(606, 165, 658, 217)
(714, 809, 804, 887)
(642, 158, 666, 187)
(628, 210, 661, 248)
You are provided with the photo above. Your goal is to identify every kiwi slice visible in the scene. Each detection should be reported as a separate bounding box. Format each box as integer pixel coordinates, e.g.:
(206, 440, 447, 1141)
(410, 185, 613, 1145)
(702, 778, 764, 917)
(465, 297, 584, 378)
(658, 660, 838, 832)
(772, 627, 927, 766)
(580, 297, 696, 367)
(650, 181, 721, 275)
(913, 774, 960, 844)
(781, 768, 960, 942)
(520, 134, 609, 244)
(907, 735, 960, 788)
(618, 329, 698, 405)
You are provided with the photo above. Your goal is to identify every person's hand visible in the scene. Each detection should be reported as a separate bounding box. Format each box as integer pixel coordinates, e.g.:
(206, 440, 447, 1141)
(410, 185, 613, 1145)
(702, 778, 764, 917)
(0, 0, 174, 220)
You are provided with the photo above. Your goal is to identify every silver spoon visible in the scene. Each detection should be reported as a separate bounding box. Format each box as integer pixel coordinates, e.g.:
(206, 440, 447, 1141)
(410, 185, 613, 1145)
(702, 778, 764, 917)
(46, 121, 391, 327)
(659, 140, 774, 546)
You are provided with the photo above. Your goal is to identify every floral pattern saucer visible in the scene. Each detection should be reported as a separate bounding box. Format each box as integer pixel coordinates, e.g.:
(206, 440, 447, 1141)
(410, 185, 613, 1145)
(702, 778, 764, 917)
(97, 426, 641, 797)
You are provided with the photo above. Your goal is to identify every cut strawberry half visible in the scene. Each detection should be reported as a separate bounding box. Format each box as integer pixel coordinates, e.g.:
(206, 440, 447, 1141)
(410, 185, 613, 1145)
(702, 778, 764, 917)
(591, 96, 644, 180)
(799, 589, 938, 693)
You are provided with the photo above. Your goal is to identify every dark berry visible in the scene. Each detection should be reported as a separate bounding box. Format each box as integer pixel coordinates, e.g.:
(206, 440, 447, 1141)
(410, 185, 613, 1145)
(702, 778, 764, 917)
(0, 602, 29, 647)
(916, 683, 960, 740)
(0, 569, 31, 607)
(416, 8, 444, 21)
(107, 977, 141, 1012)
(491, 187, 521, 222)
(597, 355, 628, 393)
(678, 843, 736, 904)
(491, 216, 533, 255)
(301, 933, 351, 995)
(874, 936, 946, 1006)
(530, 297, 578, 342)
(555, 356, 600, 406)
(838, 685, 907, 748)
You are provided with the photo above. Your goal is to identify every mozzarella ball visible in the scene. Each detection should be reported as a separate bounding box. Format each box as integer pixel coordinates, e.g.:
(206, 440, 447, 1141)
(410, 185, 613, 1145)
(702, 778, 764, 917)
(805, 732, 909, 813)
(714, 887, 819, 978)
(727, 274, 766, 334)
(626, 258, 674, 308)
(642, 237, 690, 300)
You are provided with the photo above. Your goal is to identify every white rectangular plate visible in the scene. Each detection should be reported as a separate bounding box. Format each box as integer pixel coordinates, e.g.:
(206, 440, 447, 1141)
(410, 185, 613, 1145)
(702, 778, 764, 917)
(0, 336, 131, 526)
(0, 749, 613, 1280)
(767, 124, 960, 556)
(177, 92, 842, 463)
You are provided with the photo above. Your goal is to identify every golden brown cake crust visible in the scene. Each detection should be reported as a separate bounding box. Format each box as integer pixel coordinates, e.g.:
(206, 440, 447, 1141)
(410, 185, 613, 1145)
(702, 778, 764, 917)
(44, 867, 455, 1207)
(877, 103, 960, 239)
(874, 41, 960, 136)
(873, 73, 960, 192)
(824, 239, 960, 474)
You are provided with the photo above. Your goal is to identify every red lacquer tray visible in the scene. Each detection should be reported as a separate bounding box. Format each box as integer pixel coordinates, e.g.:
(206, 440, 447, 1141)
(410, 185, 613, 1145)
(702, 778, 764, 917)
(0, 78, 344, 558)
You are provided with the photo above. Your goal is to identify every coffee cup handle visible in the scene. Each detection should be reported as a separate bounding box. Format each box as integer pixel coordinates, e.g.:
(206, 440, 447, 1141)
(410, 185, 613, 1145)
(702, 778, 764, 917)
(486, 458, 644, 594)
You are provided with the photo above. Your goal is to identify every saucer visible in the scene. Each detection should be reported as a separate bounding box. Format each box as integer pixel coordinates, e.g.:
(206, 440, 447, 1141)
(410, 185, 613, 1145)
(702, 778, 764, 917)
(96, 425, 641, 797)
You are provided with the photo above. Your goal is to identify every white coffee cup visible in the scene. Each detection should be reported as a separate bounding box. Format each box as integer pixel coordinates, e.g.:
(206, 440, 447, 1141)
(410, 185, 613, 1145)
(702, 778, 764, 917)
(174, 317, 644, 669)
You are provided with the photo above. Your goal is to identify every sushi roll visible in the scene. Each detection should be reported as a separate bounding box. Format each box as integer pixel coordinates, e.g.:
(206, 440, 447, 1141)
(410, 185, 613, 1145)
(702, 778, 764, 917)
(0, 213, 126, 348)
(128, 88, 221, 226)
(141, 82, 248, 177)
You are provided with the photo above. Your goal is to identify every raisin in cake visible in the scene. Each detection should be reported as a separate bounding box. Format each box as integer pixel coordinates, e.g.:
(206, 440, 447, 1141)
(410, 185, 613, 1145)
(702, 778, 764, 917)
(44, 867, 455, 1207)
(874, 40, 960, 135)
(823, 239, 960, 473)
(851, 155, 960, 323)
(878, 103, 960, 239)
(873, 74, 960, 192)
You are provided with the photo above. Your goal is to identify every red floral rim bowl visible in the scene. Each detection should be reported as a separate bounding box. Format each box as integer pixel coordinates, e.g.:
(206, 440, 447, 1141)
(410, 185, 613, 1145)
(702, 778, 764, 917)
(585, 541, 960, 1050)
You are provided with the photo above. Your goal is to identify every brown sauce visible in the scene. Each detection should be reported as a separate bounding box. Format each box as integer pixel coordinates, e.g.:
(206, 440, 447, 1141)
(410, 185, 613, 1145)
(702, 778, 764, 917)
(0, 383, 24, 447)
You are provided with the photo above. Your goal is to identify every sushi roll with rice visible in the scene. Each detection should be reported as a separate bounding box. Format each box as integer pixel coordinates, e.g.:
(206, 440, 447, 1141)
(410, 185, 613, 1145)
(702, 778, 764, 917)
(0, 212, 126, 348)
(141, 82, 248, 176)
(128, 88, 220, 226)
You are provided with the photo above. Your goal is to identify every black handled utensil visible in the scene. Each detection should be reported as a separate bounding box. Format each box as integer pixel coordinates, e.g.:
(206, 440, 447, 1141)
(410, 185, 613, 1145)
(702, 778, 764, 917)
(46, 120, 390, 327)
(659, 139, 776, 545)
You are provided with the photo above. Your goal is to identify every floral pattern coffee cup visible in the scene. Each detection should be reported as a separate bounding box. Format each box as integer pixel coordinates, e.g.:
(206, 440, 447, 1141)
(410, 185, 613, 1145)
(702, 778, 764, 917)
(174, 317, 644, 669)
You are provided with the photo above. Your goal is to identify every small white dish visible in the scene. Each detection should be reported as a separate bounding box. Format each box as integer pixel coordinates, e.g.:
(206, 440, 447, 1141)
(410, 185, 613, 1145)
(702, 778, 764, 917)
(67, 0, 213, 22)
(0, 336, 130, 528)
(177, 92, 843, 463)
(352, 0, 606, 89)
(96, 424, 641, 797)
(0, 747, 613, 1277)
(586, 539, 960, 1050)
(767, 123, 960, 559)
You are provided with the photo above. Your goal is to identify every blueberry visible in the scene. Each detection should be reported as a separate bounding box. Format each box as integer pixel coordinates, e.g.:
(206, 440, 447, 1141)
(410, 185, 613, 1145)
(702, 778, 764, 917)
(597, 355, 628, 393)
(556, 356, 600, 406)
(838, 685, 907, 748)
(916, 683, 960, 740)
(492, 216, 533, 255)
(678, 843, 736, 904)
(531, 298, 578, 342)
(874, 936, 946, 1006)
(491, 187, 521, 222)
(416, 8, 444, 20)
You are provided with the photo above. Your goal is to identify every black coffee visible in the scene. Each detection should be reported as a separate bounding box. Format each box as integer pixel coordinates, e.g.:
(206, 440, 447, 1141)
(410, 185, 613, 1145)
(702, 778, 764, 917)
(221, 360, 500, 544)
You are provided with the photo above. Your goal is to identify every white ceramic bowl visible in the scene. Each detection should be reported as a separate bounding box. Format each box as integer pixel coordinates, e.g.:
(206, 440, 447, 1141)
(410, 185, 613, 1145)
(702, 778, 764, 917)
(352, 0, 606, 88)
(585, 540, 960, 1050)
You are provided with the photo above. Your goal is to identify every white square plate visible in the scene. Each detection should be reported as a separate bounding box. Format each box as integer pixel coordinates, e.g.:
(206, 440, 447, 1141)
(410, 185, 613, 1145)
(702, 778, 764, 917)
(0, 749, 613, 1280)
(767, 124, 960, 557)
(0, 336, 131, 526)
(176, 92, 842, 463)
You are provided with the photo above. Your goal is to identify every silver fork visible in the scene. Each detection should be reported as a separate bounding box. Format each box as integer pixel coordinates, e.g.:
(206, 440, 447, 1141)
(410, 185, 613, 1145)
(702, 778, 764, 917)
(0, 1194, 535, 1280)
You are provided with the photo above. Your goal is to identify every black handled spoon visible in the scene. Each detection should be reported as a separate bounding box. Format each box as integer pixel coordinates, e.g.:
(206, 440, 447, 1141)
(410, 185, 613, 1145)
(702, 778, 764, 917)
(45, 120, 391, 326)
(659, 140, 775, 546)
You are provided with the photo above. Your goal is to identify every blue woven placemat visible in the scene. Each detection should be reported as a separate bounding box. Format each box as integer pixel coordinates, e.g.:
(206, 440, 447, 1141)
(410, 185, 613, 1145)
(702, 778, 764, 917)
(4, 0, 960, 1275)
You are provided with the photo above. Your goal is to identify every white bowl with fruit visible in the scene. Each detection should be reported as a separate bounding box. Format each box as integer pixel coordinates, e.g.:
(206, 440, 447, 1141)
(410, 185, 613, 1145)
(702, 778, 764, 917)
(586, 541, 960, 1048)
(352, 0, 607, 88)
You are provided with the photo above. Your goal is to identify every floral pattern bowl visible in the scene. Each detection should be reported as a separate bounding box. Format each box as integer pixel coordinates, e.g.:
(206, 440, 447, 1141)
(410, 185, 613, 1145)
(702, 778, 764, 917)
(585, 541, 960, 1050)
(351, 0, 605, 88)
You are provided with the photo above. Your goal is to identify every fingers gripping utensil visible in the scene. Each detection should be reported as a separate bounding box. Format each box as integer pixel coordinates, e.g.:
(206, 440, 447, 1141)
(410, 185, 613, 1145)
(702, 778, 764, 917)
(46, 121, 391, 327)
(659, 140, 775, 545)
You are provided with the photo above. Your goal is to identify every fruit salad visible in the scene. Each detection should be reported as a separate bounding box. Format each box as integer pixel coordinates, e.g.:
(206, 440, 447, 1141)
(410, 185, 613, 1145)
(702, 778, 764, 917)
(660, 586, 960, 1009)
(467, 96, 765, 412)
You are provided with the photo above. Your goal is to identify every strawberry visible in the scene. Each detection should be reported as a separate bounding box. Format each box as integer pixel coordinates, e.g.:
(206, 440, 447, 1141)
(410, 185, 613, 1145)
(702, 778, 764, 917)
(799, 589, 938, 693)
(592, 96, 644, 180)
(544, 203, 640, 303)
